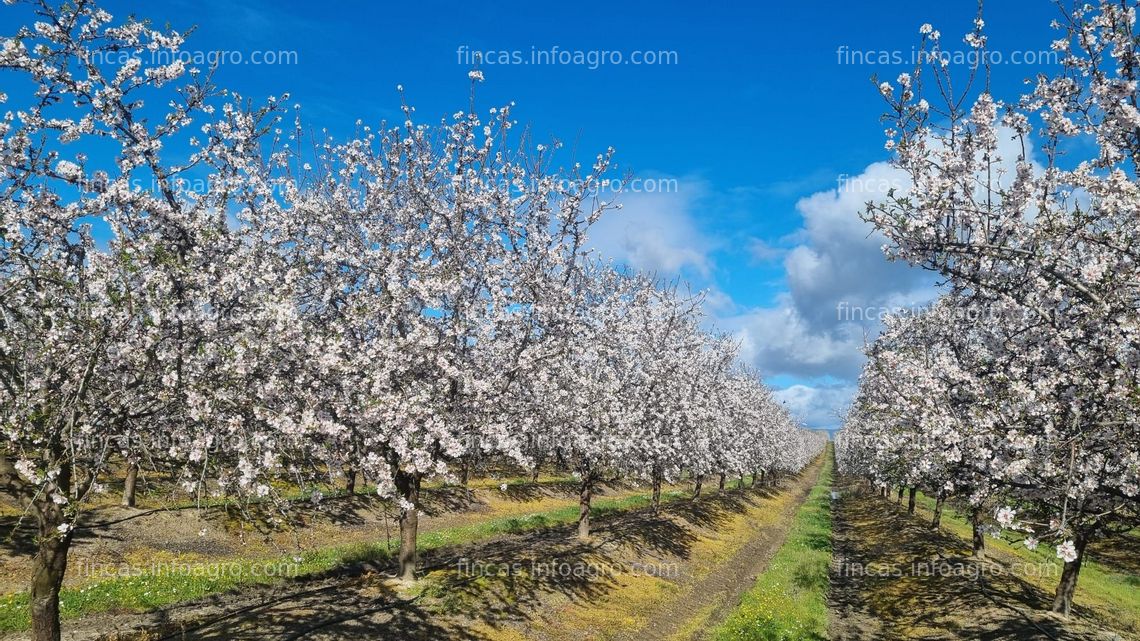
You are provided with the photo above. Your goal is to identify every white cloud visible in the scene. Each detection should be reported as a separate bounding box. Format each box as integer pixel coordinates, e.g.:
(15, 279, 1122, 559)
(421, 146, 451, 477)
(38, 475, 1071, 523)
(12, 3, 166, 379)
(587, 179, 714, 278)
(724, 161, 940, 429)
(722, 296, 867, 380)
(729, 162, 938, 378)
(746, 237, 784, 264)
(773, 383, 857, 430)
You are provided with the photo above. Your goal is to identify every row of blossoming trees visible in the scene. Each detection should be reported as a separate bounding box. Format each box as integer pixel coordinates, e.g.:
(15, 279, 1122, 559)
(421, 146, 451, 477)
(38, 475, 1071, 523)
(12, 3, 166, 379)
(836, 0, 1140, 618)
(0, 1, 825, 639)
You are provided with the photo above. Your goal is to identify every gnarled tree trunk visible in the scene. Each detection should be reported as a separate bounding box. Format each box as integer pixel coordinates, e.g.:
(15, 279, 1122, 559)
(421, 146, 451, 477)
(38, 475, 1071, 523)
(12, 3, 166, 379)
(121, 462, 139, 508)
(9, 455, 75, 641)
(692, 474, 703, 499)
(718, 473, 726, 493)
(907, 487, 917, 514)
(1051, 534, 1088, 616)
(344, 467, 357, 495)
(931, 492, 945, 529)
(394, 470, 421, 581)
(970, 507, 986, 560)
(577, 469, 592, 540)
(31, 524, 71, 641)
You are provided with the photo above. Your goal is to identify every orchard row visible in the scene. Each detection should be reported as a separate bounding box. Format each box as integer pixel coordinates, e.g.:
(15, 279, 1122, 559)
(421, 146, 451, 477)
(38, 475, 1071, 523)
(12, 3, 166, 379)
(837, 1, 1140, 618)
(0, 2, 824, 639)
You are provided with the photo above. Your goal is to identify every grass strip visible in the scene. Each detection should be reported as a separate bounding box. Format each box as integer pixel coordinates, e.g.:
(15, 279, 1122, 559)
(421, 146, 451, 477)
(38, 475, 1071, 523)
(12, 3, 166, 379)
(0, 487, 690, 631)
(711, 448, 833, 641)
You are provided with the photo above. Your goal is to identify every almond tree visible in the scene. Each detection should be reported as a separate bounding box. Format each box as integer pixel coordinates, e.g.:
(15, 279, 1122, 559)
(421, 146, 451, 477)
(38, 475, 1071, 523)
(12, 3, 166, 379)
(0, 2, 306, 638)
(268, 96, 620, 577)
(519, 264, 652, 540)
(863, 2, 1140, 614)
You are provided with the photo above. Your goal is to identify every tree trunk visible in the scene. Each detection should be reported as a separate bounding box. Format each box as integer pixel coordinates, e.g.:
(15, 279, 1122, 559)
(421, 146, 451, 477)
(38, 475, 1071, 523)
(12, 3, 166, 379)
(1051, 534, 1088, 616)
(932, 493, 944, 529)
(907, 487, 917, 514)
(651, 474, 662, 513)
(971, 508, 986, 560)
(577, 472, 592, 540)
(880, 485, 886, 498)
(750, 469, 759, 487)
(27, 458, 74, 641)
(31, 527, 71, 641)
(121, 463, 139, 508)
(344, 467, 357, 495)
(760, 470, 766, 487)
(897, 486, 904, 503)
(692, 475, 703, 499)
(394, 470, 421, 581)
(718, 473, 726, 493)
(738, 474, 745, 489)
(459, 456, 475, 503)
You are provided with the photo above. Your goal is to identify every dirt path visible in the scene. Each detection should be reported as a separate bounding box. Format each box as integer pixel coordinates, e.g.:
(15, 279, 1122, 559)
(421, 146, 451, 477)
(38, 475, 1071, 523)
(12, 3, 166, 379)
(827, 476, 1132, 641)
(626, 455, 825, 641)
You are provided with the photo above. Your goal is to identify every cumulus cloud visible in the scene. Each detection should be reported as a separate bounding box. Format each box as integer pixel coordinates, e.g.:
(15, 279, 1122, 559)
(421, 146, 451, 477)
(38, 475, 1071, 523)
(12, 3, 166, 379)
(723, 162, 941, 430)
(773, 383, 857, 431)
(723, 298, 868, 381)
(785, 161, 937, 330)
(587, 178, 715, 278)
(730, 162, 938, 382)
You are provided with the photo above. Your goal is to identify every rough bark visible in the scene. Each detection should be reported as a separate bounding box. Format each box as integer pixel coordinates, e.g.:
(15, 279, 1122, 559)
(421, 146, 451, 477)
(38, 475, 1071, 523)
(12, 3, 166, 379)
(932, 493, 945, 529)
(651, 474, 662, 513)
(1051, 534, 1088, 616)
(718, 473, 726, 493)
(394, 470, 421, 581)
(577, 471, 592, 540)
(121, 462, 139, 508)
(907, 487, 917, 514)
(692, 475, 703, 499)
(971, 508, 986, 559)
(8, 456, 75, 641)
(897, 486, 904, 503)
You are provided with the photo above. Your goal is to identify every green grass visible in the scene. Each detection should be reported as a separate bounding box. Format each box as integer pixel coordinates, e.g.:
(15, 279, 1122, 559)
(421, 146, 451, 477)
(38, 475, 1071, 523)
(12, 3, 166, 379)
(712, 449, 833, 641)
(910, 491, 1140, 634)
(0, 487, 689, 632)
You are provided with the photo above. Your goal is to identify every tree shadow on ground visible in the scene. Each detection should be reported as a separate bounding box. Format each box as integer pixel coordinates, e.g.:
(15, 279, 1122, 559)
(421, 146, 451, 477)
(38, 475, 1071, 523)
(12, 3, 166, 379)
(828, 476, 1119, 641)
(132, 574, 490, 641)
(92, 481, 786, 641)
(1089, 530, 1140, 577)
(0, 513, 39, 557)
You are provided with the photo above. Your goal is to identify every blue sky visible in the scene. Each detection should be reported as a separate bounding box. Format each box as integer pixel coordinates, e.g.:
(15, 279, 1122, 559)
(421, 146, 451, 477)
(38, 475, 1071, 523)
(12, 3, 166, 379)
(1, 0, 1066, 431)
